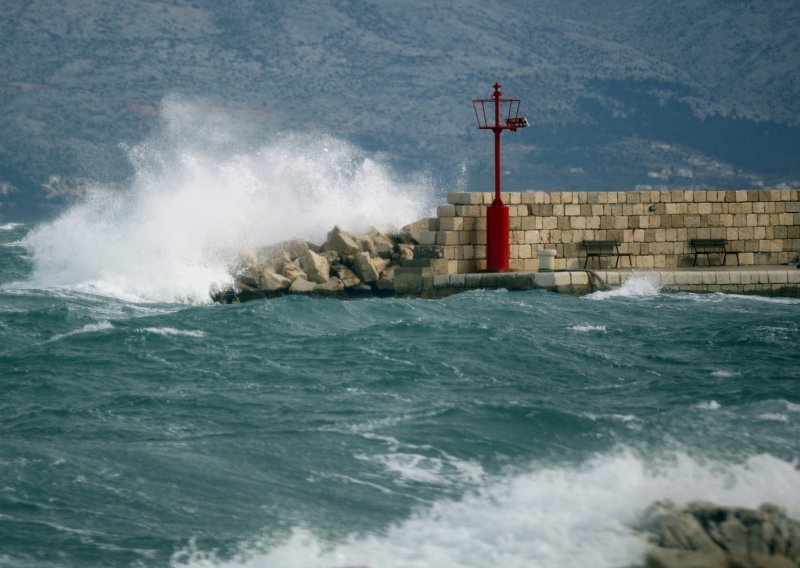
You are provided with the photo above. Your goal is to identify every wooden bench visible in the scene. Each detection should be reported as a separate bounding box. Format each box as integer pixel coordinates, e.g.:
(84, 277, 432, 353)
(581, 240, 633, 268)
(690, 238, 740, 266)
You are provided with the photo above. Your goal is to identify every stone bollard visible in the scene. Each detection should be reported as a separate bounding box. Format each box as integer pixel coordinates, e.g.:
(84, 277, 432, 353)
(538, 249, 557, 272)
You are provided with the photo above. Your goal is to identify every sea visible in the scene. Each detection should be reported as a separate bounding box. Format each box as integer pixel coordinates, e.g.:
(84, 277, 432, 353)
(1, 103, 799, 567)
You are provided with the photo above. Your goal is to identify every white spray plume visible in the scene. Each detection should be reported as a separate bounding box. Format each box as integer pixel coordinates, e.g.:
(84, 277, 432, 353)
(24, 97, 435, 303)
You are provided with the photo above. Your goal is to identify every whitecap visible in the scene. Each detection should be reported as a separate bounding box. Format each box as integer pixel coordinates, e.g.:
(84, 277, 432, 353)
(0, 223, 24, 230)
(697, 400, 721, 410)
(138, 327, 205, 338)
(758, 413, 789, 423)
(711, 370, 739, 378)
(49, 321, 114, 342)
(569, 324, 607, 332)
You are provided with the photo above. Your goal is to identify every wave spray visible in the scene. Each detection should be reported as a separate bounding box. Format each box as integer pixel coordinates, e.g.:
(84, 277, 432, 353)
(23, 97, 434, 303)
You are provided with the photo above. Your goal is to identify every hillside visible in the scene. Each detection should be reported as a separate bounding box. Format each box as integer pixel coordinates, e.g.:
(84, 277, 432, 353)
(1, 0, 799, 220)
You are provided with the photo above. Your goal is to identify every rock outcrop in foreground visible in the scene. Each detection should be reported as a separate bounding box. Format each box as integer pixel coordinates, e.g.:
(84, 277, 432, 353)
(641, 500, 800, 568)
(211, 224, 423, 303)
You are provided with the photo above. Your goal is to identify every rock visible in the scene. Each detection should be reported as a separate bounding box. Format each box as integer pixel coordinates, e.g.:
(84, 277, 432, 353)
(289, 278, 317, 294)
(353, 251, 385, 283)
(394, 243, 414, 262)
(254, 238, 311, 264)
(314, 278, 345, 296)
(642, 500, 800, 568)
(279, 260, 307, 282)
(399, 217, 435, 244)
(321, 250, 340, 265)
(332, 264, 361, 288)
(657, 511, 722, 552)
(300, 249, 330, 284)
(236, 283, 266, 302)
(358, 228, 394, 258)
(324, 226, 361, 258)
(645, 548, 728, 568)
(376, 265, 397, 290)
(258, 269, 291, 293)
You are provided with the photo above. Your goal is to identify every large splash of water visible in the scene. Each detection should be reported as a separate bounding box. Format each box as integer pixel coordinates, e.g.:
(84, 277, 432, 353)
(171, 451, 800, 568)
(23, 97, 435, 303)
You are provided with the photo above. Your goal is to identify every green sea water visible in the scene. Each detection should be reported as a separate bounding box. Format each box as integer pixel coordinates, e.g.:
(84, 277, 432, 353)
(2, 220, 799, 568)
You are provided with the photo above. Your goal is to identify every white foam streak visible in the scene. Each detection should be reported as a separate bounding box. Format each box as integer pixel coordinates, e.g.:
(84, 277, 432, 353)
(0, 222, 24, 230)
(138, 327, 205, 338)
(23, 97, 434, 304)
(172, 451, 800, 568)
(49, 321, 114, 342)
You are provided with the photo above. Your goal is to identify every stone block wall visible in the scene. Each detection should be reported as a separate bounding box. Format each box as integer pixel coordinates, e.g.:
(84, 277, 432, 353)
(422, 189, 800, 273)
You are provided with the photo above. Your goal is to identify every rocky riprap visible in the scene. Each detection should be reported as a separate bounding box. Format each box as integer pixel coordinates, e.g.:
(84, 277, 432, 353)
(640, 500, 800, 568)
(210, 221, 430, 303)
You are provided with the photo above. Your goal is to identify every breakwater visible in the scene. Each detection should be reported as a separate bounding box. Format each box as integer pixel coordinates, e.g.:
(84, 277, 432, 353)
(416, 189, 799, 273)
(219, 189, 799, 302)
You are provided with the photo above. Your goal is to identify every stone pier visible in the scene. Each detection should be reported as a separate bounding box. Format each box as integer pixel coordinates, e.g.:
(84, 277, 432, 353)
(394, 189, 800, 297)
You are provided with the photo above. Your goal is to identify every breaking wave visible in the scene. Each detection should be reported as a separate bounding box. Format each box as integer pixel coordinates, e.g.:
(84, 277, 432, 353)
(22, 96, 434, 304)
(171, 451, 800, 568)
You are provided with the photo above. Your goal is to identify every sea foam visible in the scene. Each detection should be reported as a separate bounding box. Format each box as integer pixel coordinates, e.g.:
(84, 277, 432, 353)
(23, 97, 434, 304)
(171, 451, 800, 568)
(587, 276, 660, 300)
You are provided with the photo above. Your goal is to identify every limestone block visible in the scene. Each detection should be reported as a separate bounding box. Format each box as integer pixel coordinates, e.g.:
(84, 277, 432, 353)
(353, 252, 381, 283)
(299, 249, 330, 284)
(455, 205, 482, 217)
(438, 217, 463, 231)
(280, 260, 307, 282)
(571, 272, 589, 286)
(447, 192, 483, 205)
(332, 264, 361, 288)
(701, 272, 717, 285)
(415, 230, 438, 245)
(570, 216, 587, 229)
(258, 270, 292, 293)
(324, 226, 362, 258)
(289, 278, 317, 294)
(768, 272, 788, 284)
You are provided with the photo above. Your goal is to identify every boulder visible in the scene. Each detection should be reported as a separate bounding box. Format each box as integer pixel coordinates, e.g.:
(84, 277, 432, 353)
(394, 243, 414, 262)
(258, 269, 291, 293)
(289, 278, 317, 294)
(314, 278, 345, 296)
(324, 226, 361, 258)
(236, 283, 266, 302)
(399, 217, 435, 244)
(353, 251, 385, 283)
(321, 250, 340, 265)
(358, 228, 394, 258)
(332, 264, 361, 288)
(279, 260, 307, 282)
(300, 249, 330, 284)
(376, 265, 397, 290)
(642, 500, 800, 568)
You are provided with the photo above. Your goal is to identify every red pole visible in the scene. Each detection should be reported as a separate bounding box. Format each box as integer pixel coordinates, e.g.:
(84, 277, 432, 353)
(486, 82, 510, 271)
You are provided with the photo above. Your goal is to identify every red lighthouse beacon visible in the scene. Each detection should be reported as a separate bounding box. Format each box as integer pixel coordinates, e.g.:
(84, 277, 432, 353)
(472, 83, 529, 271)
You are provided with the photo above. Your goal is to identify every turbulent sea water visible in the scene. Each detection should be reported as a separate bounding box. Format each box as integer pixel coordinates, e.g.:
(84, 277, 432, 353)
(3, 220, 800, 568)
(2, 105, 799, 567)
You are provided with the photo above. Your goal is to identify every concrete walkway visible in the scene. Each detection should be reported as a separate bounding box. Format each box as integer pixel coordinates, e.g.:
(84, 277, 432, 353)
(412, 265, 800, 298)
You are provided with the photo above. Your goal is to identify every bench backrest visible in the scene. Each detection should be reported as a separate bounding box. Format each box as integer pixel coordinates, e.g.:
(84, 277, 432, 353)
(581, 240, 619, 253)
(690, 238, 727, 252)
